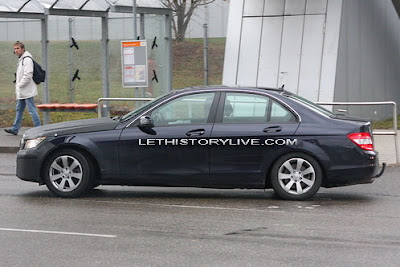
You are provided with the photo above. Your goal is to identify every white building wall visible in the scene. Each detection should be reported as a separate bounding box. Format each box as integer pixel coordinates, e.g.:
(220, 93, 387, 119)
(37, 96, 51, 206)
(223, 0, 343, 103)
(334, 0, 400, 108)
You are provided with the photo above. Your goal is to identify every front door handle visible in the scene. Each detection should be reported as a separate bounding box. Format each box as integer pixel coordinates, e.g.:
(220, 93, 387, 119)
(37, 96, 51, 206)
(186, 129, 205, 137)
(263, 126, 282, 133)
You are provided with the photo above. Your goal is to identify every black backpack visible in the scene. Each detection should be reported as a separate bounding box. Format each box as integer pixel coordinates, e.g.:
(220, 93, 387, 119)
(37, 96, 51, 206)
(22, 56, 46, 85)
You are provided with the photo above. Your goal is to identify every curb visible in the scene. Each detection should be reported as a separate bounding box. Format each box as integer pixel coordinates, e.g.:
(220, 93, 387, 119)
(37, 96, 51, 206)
(0, 147, 19, 154)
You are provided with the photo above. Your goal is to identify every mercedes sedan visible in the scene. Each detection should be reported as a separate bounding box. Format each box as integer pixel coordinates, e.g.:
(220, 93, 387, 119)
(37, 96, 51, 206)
(16, 86, 385, 200)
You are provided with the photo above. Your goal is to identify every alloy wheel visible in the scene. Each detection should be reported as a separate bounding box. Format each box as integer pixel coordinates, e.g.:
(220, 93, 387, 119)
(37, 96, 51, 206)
(277, 158, 316, 195)
(49, 155, 83, 192)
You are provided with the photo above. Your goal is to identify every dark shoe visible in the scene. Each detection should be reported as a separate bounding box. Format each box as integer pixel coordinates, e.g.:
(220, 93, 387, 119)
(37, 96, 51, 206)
(4, 128, 17, 135)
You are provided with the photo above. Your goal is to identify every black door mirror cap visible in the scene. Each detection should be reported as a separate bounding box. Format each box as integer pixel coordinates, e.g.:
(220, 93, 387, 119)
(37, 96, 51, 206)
(139, 116, 154, 128)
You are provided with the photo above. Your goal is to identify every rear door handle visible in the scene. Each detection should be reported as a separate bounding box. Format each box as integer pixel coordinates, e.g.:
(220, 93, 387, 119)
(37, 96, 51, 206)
(186, 129, 205, 137)
(263, 126, 282, 133)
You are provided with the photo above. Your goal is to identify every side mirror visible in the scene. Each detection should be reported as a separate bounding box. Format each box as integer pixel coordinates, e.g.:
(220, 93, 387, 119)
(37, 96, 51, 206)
(139, 115, 154, 128)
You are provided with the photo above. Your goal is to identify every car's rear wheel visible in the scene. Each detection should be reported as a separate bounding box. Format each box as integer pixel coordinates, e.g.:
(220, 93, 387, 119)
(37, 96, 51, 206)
(43, 149, 93, 198)
(270, 153, 322, 200)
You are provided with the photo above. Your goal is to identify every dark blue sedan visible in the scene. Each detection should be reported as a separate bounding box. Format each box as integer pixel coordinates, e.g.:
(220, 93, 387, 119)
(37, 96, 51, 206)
(16, 86, 385, 200)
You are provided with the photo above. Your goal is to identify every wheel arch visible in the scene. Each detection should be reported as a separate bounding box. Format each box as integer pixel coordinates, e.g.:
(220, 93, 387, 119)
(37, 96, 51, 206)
(40, 144, 101, 185)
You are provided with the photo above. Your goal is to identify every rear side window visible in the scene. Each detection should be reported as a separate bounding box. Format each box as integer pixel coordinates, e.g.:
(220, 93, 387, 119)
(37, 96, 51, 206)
(222, 92, 296, 124)
(270, 100, 297, 122)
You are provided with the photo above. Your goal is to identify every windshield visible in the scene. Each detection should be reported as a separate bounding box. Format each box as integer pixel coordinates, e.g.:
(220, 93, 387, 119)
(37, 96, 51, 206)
(284, 92, 335, 117)
(120, 93, 170, 122)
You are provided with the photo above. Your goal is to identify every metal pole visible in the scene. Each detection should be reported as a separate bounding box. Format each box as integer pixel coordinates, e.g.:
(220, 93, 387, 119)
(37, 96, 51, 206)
(140, 13, 146, 98)
(203, 6, 209, 86)
(132, 0, 137, 38)
(101, 16, 110, 117)
(140, 13, 145, 38)
(132, 0, 138, 99)
(393, 102, 399, 163)
(166, 11, 173, 92)
(68, 18, 74, 103)
(41, 15, 50, 124)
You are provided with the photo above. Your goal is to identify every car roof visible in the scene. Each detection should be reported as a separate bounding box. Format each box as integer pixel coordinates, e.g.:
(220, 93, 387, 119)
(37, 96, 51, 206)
(174, 85, 287, 95)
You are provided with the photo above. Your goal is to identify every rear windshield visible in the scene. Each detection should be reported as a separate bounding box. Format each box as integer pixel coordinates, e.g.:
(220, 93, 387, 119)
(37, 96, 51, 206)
(283, 92, 335, 117)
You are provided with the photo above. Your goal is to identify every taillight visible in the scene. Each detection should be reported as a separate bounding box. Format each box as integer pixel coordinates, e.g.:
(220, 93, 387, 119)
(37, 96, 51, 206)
(347, 132, 374, 151)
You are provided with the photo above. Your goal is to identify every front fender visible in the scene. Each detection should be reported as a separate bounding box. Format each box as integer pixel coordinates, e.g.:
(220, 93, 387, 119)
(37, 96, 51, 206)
(47, 130, 121, 180)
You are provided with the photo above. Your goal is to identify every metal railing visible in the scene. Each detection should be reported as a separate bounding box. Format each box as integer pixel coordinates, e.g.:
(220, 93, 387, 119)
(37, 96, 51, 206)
(97, 97, 154, 118)
(316, 101, 398, 163)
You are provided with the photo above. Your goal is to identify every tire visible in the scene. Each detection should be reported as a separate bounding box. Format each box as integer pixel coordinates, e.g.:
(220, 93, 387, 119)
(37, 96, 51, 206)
(43, 149, 94, 198)
(270, 153, 322, 200)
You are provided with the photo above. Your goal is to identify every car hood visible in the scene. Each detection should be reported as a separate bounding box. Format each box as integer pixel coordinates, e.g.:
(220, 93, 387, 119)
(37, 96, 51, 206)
(23, 117, 121, 139)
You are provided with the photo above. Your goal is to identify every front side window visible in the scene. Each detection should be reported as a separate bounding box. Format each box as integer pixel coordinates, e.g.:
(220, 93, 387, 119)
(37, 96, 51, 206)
(222, 92, 296, 124)
(152, 92, 215, 126)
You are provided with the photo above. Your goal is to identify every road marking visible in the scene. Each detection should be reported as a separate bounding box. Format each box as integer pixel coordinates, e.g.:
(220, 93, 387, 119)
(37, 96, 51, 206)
(0, 227, 116, 238)
(94, 200, 287, 213)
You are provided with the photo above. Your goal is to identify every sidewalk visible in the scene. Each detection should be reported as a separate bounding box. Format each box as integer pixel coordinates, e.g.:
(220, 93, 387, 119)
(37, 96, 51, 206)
(0, 127, 30, 153)
(1, 127, 398, 165)
(373, 130, 399, 165)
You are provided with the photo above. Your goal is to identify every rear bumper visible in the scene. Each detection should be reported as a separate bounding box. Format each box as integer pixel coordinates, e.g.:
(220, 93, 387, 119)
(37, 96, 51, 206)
(323, 151, 381, 188)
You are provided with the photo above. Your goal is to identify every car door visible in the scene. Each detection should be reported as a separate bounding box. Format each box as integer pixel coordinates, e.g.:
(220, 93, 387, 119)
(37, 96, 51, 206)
(119, 91, 219, 186)
(209, 91, 300, 188)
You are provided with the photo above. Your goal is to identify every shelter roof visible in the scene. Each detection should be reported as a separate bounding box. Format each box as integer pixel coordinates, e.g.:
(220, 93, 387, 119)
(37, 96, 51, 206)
(0, 0, 166, 15)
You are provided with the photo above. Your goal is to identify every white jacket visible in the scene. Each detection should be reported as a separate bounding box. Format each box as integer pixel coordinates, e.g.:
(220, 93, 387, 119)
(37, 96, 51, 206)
(15, 51, 38, 100)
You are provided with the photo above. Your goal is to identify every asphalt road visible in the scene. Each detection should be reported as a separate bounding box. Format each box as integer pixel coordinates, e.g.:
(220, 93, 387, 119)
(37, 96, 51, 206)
(1, 153, 399, 266)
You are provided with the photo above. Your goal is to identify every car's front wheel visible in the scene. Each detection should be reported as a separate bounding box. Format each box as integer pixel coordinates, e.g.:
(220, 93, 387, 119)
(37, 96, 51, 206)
(270, 153, 322, 200)
(43, 149, 93, 198)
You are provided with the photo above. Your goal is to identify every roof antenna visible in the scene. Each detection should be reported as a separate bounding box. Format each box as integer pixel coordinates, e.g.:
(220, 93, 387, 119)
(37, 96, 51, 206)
(280, 84, 285, 90)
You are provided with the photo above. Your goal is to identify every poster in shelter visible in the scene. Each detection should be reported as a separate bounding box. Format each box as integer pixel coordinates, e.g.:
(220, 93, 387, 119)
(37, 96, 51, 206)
(121, 40, 148, 87)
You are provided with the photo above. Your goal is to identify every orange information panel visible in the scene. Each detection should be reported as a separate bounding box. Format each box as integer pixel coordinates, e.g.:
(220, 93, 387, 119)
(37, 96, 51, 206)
(121, 40, 148, 87)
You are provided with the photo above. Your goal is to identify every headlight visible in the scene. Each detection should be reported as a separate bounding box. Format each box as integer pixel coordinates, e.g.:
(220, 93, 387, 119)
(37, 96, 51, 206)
(24, 137, 46, 149)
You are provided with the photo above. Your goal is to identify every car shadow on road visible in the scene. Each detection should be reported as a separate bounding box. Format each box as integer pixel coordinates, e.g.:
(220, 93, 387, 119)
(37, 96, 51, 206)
(17, 187, 375, 206)
(84, 187, 375, 204)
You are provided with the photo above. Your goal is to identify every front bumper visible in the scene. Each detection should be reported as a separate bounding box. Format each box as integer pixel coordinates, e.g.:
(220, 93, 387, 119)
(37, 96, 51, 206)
(16, 141, 54, 184)
(17, 149, 42, 183)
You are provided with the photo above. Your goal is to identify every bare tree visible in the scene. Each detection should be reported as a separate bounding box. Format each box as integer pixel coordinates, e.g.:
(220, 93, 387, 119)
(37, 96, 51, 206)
(161, 0, 216, 42)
